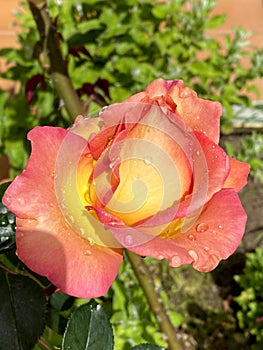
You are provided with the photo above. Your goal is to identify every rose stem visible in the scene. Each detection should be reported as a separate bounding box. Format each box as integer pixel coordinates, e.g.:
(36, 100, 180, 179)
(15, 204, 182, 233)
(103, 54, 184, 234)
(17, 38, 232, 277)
(27, 0, 85, 120)
(125, 250, 184, 350)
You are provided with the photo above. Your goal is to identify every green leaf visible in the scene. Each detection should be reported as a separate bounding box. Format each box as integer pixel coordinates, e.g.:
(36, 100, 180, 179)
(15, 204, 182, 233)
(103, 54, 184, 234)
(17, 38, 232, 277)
(0, 271, 46, 350)
(131, 344, 167, 350)
(62, 301, 113, 350)
(205, 14, 227, 29)
(0, 182, 16, 253)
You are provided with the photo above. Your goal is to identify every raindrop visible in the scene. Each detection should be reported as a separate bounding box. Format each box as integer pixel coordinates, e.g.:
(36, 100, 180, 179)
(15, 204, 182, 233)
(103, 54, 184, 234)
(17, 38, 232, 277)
(17, 197, 25, 206)
(196, 150, 200, 156)
(88, 237, 95, 245)
(195, 223, 209, 233)
(144, 156, 152, 165)
(218, 224, 223, 230)
(171, 255, 182, 267)
(157, 255, 164, 260)
(188, 249, 198, 262)
(215, 155, 219, 159)
(179, 89, 191, 98)
(99, 105, 109, 115)
(68, 215, 74, 223)
(196, 115, 200, 120)
(204, 246, 210, 252)
(187, 234, 196, 241)
(211, 144, 216, 149)
(84, 249, 92, 256)
(80, 228, 85, 236)
(124, 234, 133, 246)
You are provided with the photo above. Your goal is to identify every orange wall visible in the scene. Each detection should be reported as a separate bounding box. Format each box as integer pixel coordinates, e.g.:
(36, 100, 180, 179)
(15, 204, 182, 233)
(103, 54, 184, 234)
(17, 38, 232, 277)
(0, 0, 263, 98)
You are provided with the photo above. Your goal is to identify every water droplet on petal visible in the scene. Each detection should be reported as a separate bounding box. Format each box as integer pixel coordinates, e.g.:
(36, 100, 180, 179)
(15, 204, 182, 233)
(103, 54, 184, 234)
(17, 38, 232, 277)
(195, 223, 209, 233)
(196, 150, 200, 156)
(171, 255, 182, 267)
(17, 197, 25, 206)
(215, 155, 219, 159)
(88, 237, 95, 245)
(187, 234, 196, 241)
(157, 255, 164, 260)
(188, 249, 198, 262)
(218, 225, 223, 230)
(84, 249, 92, 256)
(124, 234, 133, 246)
(179, 88, 192, 98)
(144, 156, 152, 165)
(211, 144, 216, 149)
(3, 195, 12, 206)
(69, 215, 74, 223)
(204, 246, 210, 252)
(80, 228, 85, 236)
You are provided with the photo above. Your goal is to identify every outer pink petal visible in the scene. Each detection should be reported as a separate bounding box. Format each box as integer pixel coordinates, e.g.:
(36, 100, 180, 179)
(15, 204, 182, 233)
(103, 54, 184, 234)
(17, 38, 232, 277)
(3, 126, 123, 298)
(127, 79, 222, 144)
(223, 157, 250, 192)
(117, 189, 247, 272)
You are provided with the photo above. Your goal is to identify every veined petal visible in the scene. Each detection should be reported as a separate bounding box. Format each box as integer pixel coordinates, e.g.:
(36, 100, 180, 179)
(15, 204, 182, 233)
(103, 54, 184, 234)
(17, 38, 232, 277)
(3, 126, 123, 297)
(127, 79, 222, 144)
(223, 157, 250, 192)
(118, 189, 247, 272)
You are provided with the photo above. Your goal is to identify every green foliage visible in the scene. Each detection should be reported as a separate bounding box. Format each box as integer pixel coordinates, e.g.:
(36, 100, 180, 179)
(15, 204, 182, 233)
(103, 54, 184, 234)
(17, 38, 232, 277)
(62, 301, 114, 350)
(0, 270, 46, 350)
(110, 259, 182, 349)
(0, 182, 16, 253)
(1, 0, 263, 175)
(225, 131, 263, 183)
(234, 248, 263, 347)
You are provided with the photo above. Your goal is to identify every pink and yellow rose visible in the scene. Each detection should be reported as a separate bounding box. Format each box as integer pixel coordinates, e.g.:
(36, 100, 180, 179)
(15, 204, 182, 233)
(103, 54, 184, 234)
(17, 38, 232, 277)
(3, 79, 249, 298)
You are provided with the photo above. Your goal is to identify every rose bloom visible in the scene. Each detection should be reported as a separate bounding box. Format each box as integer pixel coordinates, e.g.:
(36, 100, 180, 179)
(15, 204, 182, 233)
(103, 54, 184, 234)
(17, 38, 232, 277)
(3, 79, 249, 298)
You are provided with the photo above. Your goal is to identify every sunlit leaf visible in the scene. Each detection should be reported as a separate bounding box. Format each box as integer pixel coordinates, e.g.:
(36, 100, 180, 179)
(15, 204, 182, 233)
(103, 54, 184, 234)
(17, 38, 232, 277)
(62, 301, 113, 350)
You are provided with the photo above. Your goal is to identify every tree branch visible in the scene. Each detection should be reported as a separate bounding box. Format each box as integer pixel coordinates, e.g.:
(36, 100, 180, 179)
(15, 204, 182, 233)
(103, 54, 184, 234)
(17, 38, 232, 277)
(27, 0, 85, 119)
(126, 250, 184, 350)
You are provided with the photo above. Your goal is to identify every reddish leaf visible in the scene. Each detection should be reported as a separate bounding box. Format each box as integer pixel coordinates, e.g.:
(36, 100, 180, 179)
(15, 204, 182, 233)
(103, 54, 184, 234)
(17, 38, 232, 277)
(69, 45, 93, 61)
(25, 74, 46, 104)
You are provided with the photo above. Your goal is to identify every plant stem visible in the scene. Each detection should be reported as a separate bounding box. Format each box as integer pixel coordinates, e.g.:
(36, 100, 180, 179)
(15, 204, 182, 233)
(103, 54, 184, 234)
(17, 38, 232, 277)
(125, 250, 184, 350)
(27, 0, 85, 119)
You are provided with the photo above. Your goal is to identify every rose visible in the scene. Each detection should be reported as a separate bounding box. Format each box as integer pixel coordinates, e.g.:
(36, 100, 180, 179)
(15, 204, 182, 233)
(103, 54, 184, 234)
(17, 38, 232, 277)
(3, 79, 250, 298)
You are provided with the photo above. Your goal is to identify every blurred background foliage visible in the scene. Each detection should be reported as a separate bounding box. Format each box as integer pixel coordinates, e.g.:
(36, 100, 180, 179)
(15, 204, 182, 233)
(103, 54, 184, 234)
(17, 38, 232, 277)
(0, 0, 263, 177)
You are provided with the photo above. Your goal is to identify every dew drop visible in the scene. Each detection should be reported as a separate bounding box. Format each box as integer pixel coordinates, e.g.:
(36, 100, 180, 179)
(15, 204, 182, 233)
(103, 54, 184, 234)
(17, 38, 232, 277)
(188, 249, 198, 262)
(88, 236, 95, 245)
(80, 228, 85, 236)
(171, 255, 182, 267)
(157, 255, 164, 260)
(3, 195, 12, 206)
(215, 155, 219, 159)
(218, 224, 223, 230)
(69, 215, 74, 223)
(196, 115, 200, 120)
(211, 144, 216, 149)
(195, 223, 209, 233)
(179, 88, 191, 98)
(196, 150, 200, 156)
(84, 249, 92, 256)
(17, 197, 25, 206)
(124, 234, 133, 246)
(187, 234, 196, 241)
(204, 246, 210, 252)
(144, 156, 152, 165)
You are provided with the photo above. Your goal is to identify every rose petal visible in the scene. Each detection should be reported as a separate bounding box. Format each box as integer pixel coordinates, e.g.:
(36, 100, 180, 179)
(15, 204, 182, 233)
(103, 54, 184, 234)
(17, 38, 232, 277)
(3, 126, 123, 297)
(118, 188, 247, 272)
(127, 79, 222, 144)
(15, 218, 122, 298)
(223, 157, 250, 192)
